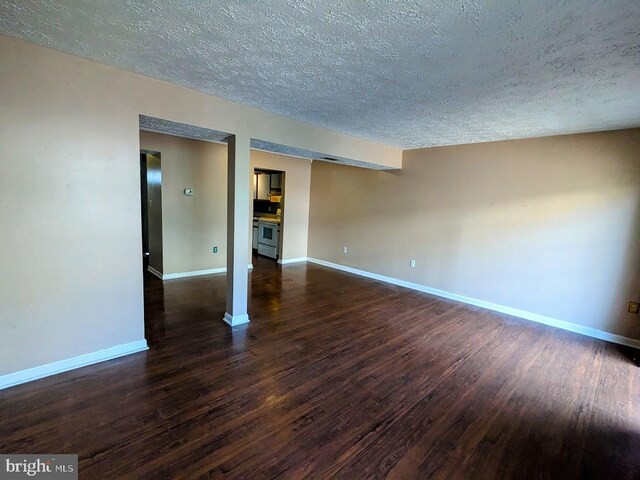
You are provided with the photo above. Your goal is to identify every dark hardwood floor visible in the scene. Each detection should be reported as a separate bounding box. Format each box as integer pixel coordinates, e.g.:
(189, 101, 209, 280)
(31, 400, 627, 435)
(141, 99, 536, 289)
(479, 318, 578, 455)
(1, 256, 639, 479)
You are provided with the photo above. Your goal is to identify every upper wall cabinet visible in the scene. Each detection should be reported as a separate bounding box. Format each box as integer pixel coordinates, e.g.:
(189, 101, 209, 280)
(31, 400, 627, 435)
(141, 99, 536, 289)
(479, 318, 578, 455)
(256, 173, 270, 200)
(255, 172, 283, 200)
(270, 173, 282, 190)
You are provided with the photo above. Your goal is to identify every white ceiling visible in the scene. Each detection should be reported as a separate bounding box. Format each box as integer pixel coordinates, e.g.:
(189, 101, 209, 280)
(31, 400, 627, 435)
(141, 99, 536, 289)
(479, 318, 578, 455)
(2, 0, 639, 149)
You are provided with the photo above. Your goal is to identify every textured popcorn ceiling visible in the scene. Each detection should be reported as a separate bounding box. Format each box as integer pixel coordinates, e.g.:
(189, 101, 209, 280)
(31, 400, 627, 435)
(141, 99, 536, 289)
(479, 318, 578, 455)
(2, 1, 640, 148)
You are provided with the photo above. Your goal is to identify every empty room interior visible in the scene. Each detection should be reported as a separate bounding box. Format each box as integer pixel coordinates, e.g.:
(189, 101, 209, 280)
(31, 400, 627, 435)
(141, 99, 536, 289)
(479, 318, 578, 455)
(1, 1, 639, 479)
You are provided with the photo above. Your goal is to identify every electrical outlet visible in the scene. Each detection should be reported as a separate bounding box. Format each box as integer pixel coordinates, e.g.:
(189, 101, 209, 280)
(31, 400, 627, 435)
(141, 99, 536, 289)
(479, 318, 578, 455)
(410, 259, 416, 268)
(628, 302, 639, 314)
(343, 246, 348, 254)
(212, 246, 218, 254)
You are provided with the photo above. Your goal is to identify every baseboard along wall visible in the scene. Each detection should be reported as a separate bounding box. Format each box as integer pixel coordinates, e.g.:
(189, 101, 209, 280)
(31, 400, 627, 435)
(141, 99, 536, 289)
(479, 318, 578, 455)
(0, 340, 149, 390)
(305, 257, 640, 350)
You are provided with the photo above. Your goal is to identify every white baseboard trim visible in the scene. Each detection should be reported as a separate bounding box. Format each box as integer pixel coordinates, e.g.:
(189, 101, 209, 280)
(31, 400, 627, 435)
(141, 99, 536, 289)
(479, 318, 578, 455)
(278, 257, 309, 265)
(223, 312, 250, 326)
(0, 340, 149, 390)
(147, 265, 163, 280)
(306, 257, 640, 350)
(163, 267, 226, 280)
(157, 264, 254, 280)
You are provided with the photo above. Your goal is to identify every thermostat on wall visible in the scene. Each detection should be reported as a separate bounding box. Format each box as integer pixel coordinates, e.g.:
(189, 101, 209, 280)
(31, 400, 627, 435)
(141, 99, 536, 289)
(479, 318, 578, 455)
(184, 188, 195, 196)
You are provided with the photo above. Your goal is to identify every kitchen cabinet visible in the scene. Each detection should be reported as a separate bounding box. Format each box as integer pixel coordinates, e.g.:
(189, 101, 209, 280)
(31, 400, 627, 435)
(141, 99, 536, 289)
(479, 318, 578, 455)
(256, 173, 270, 200)
(255, 172, 283, 200)
(270, 173, 282, 190)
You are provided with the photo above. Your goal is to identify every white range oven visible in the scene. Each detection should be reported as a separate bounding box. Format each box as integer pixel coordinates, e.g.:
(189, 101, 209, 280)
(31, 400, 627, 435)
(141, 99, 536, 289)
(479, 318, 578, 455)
(257, 220, 279, 259)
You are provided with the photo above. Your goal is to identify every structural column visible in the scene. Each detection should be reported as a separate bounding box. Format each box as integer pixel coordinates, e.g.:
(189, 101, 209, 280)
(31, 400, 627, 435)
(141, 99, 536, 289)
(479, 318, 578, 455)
(224, 134, 251, 326)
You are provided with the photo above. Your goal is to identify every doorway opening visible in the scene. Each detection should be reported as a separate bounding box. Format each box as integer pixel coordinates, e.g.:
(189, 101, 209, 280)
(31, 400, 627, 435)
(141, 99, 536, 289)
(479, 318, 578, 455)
(138, 115, 241, 342)
(140, 149, 163, 278)
(252, 168, 285, 264)
(140, 148, 165, 345)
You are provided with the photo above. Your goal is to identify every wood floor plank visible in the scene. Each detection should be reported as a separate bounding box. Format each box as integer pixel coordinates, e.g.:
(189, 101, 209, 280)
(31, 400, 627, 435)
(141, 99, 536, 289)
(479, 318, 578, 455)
(1, 255, 638, 479)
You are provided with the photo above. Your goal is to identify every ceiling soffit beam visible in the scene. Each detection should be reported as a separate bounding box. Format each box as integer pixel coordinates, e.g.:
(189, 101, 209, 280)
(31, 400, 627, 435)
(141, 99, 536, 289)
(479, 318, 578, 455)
(139, 115, 397, 171)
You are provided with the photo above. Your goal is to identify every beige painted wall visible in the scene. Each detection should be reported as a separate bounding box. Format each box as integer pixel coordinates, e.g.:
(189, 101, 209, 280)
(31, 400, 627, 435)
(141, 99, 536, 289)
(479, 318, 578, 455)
(140, 132, 312, 275)
(251, 151, 312, 261)
(0, 35, 398, 377)
(140, 132, 227, 275)
(309, 129, 640, 340)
